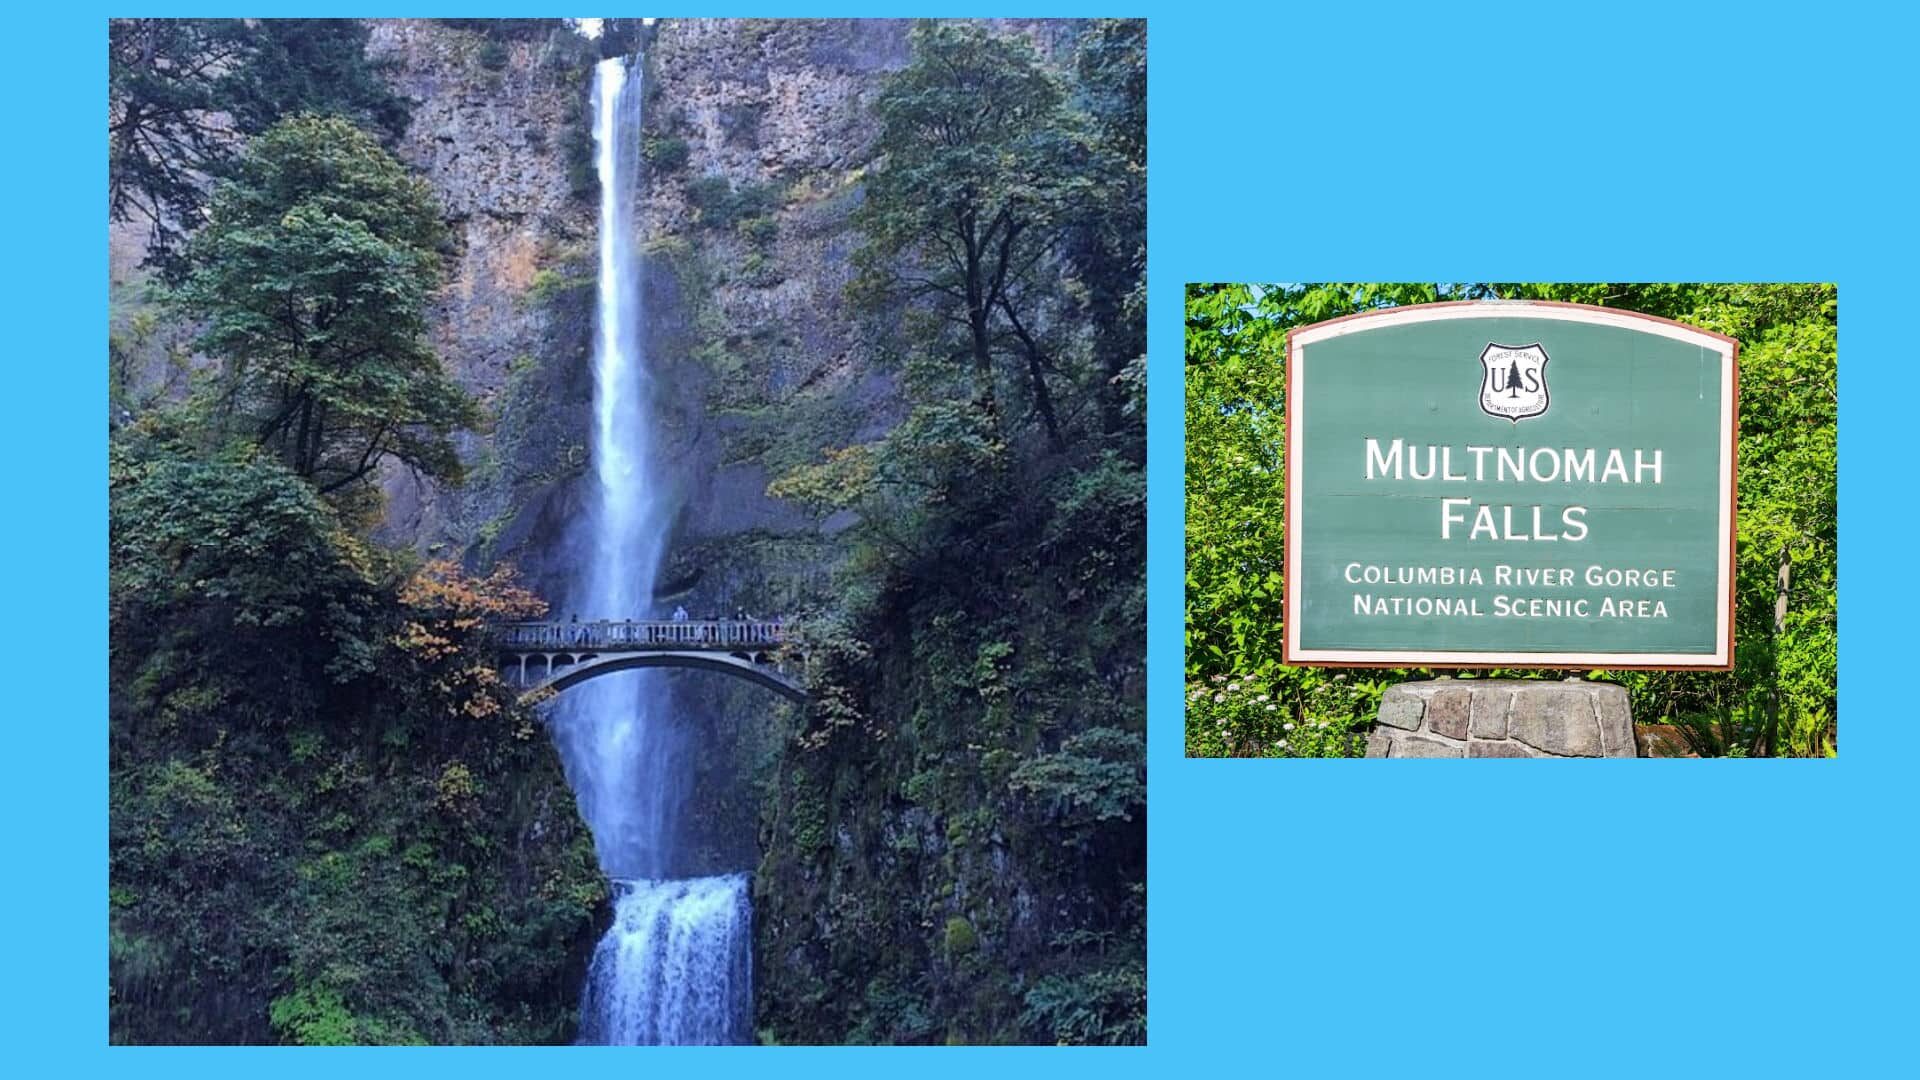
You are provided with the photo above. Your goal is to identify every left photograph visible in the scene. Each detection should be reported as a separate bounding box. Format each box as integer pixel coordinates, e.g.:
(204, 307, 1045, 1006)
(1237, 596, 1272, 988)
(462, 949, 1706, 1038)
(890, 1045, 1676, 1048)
(108, 18, 1145, 1045)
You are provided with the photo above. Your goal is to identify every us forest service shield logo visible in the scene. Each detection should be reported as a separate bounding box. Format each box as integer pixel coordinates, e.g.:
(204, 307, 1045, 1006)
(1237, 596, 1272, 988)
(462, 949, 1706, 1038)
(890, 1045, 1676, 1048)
(1479, 342, 1550, 421)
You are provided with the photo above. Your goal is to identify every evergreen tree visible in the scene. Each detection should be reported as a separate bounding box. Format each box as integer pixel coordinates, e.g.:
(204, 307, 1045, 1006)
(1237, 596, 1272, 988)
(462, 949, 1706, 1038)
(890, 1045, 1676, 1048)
(852, 21, 1094, 451)
(171, 114, 475, 501)
(109, 18, 412, 269)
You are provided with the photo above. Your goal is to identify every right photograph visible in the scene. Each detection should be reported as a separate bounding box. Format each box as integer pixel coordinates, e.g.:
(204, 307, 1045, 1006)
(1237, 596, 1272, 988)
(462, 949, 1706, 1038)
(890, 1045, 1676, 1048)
(1185, 283, 1837, 759)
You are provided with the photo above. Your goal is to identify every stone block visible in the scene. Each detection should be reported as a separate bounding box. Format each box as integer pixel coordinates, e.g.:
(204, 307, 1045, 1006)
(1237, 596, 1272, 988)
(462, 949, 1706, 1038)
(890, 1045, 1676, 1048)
(1467, 739, 1532, 758)
(1507, 685, 1605, 757)
(1393, 734, 1464, 758)
(1364, 728, 1395, 758)
(1376, 690, 1425, 731)
(1469, 690, 1511, 739)
(1367, 679, 1637, 758)
(1427, 688, 1471, 739)
(1592, 683, 1635, 756)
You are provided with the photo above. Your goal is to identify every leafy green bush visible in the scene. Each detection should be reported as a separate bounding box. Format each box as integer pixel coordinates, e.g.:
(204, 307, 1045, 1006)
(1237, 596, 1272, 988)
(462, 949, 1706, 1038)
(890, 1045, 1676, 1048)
(738, 214, 779, 249)
(642, 134, 690, 172)
(942, 917, 977, 956)
(110, 428, 607, 1043)
(686, 174, 780, 230)
(1020, 962, 1146, 1046)
(1184, 673, 1370, 758)
(525, 266, 592, 308)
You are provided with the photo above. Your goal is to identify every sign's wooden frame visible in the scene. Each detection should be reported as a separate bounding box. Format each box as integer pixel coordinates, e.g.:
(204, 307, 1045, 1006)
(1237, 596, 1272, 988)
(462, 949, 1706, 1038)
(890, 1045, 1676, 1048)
(1280, 300, 1739, 671)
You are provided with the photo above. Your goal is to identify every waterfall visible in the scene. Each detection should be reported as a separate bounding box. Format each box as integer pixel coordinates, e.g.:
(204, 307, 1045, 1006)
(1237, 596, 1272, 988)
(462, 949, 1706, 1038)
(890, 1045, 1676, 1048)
(578, 876, 753, 1046)
(553, 51, 752, 1047)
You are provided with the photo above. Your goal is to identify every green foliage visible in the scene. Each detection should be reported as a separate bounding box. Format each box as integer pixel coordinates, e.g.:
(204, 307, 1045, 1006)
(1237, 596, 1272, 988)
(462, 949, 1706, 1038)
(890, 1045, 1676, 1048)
(525, 267, 593, 308)
(111, 428, 384, 693)
(759, 417, 1146, 1045)
(269, 984, 402, 1046)
(221, 21, 411, 144)
(686, 174, 780, 230)
(1070, 20, 1148, 442)
(1008, 727, 1147, 829)
(170, 114, 478, 500)
(108, 18, 412, 269)
(1019, 959, 1147, 1045)
(852, 22, 1101, 451)
(737, 214, 780, 249)
(1183, 284, 1290, 683)
(110, 432, 605, 1044)
(1184, 283, 1839, 757)
(1182, 673, 1370, 758)
(642, 134, 691, 172)
(749, 24, 1146, 1044)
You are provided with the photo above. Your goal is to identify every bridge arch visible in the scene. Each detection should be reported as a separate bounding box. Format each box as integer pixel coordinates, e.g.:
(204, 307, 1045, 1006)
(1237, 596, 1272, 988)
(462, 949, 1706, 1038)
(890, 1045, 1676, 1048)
(495, 619, 807, 706)
(526, 649, 806, 703)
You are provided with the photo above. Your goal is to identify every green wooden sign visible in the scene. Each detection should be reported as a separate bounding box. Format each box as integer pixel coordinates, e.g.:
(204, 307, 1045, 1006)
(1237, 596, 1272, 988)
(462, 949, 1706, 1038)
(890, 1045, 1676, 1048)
(1283, 301, 1736, 669)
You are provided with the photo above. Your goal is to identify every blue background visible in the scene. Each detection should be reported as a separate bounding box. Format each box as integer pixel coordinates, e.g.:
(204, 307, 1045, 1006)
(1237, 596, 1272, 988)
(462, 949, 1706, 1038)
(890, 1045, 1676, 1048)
(4, 0, 1908, 1073)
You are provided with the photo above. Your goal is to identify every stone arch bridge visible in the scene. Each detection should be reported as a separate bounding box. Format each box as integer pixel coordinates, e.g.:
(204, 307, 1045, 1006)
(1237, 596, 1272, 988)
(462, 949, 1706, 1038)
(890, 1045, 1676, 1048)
(496, 619, 805, 704)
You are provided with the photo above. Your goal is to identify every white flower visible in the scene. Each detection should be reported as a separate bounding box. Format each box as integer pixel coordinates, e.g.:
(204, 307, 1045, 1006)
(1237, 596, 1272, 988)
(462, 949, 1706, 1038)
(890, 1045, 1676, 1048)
(1213, 694, 1224, 702)
(1264, 704, 1277, 712)
(1256, 694, 1269, 702)
(1227, 682, 1240, 691)
(1284, 723, 1295, 732)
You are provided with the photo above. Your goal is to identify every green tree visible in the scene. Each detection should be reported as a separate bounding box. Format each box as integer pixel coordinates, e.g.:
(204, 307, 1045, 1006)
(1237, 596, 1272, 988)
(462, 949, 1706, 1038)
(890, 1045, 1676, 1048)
(171, 114, 477, 499)
(220, 20, 410, 144)
(1071, 19, 1147, 449)
(853, 22, 1094, 450)
(109, 424, 385, 731)
(108, 19, 251, 264)
(108, 18, 412, 269)
(757, 24, 1146, 1044)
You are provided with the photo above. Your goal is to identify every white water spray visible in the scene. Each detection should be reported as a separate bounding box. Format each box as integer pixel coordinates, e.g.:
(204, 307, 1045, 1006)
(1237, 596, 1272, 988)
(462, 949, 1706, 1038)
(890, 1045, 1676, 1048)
(556, 51, 751, 1047)
(579, 875, 752, 1045)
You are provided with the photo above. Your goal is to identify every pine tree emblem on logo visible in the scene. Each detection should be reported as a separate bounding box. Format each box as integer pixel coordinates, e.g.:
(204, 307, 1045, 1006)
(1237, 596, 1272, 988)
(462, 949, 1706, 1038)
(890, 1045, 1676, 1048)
(1478, 342, 1550, 421)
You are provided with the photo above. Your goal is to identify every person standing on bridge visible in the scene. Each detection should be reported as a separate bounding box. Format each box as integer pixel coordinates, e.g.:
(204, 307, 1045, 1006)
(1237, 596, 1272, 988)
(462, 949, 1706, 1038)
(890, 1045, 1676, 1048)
(673, 605, 688, 621)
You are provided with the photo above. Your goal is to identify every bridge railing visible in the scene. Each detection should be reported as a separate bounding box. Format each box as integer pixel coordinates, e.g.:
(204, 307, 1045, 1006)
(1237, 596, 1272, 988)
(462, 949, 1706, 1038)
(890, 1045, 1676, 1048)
(497, 619, 790, 651)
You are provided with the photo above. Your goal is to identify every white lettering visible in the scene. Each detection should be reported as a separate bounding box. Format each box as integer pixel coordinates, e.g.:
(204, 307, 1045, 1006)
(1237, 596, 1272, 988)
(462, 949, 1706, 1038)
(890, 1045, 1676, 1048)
(1471, 504, 1498, 540)
(1497, 446, 1525, 482)
(1561, 506, 1588, 541)
(1365, 438, 1403, 480)
(1635, 448, 1664, 484)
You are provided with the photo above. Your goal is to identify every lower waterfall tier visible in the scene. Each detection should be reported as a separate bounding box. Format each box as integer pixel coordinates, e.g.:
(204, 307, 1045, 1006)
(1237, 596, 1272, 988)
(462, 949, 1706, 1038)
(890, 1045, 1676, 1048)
(578, 874, 752, 1045)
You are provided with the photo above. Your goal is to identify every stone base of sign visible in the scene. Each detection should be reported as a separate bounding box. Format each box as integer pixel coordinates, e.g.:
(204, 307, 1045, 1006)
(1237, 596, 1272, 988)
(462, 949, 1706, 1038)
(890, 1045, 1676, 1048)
(1364, 679, 1636, 758)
